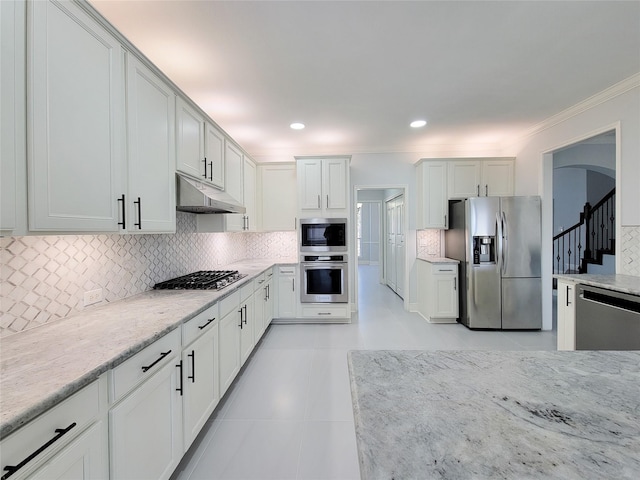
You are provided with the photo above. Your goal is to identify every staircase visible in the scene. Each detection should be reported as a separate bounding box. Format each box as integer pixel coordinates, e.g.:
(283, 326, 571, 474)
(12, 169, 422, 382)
(553, 187, 615, 282)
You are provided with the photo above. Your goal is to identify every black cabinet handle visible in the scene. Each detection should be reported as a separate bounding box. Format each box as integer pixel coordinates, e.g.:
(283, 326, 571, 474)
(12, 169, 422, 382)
(208, 161, 213, 181)
(117, 194, 126, 229)
(176, 360, 183, 396)
(188, 350, 195, 383)
(134, 197, 142, 229)
(477, 184, 480, 196)
(1, 423, 77, 480)
(485, 184, 488, 196)
(198, 317, 215, 330)
(141, 350, 172, 372)
(267, 284, 270, 299)
(238, 308, 243, 329)
(243, 305, 247, 325)
(566, 285, 572, 306)
(202, 157, 208, 179)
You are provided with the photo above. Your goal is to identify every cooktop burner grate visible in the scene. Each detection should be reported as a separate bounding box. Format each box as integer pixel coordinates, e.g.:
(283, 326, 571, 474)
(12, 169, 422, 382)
(153, 270, 246, 290)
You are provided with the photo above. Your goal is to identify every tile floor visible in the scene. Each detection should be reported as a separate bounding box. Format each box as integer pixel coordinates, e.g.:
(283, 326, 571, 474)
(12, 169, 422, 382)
(171, 265, 557, 480)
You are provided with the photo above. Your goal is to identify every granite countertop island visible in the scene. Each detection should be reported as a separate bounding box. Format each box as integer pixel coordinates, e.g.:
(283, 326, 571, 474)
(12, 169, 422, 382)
(348, 350, 640, 479)
(0, 259, 294, 438)
(554, 273, 640, 296)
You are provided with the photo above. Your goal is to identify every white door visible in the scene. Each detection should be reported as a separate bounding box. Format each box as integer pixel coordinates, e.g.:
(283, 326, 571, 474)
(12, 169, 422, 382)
(385, 201, 396, 290)
(394, 197, 405, 299)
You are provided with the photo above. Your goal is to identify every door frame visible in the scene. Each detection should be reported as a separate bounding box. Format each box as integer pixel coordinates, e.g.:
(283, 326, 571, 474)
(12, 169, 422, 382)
(352, 185, 409, 313)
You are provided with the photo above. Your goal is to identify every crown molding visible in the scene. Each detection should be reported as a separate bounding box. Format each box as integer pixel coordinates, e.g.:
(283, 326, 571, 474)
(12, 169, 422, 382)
(508, 73, 640, 146)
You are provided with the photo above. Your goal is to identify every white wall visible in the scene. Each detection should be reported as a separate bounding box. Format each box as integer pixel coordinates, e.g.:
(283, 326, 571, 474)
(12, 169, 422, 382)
(504, 76, 640, 330)
(553, 167, 587, 234)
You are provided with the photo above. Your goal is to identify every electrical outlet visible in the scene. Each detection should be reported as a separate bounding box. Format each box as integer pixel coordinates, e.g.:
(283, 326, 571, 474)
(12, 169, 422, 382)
(83, 288, 103, 307)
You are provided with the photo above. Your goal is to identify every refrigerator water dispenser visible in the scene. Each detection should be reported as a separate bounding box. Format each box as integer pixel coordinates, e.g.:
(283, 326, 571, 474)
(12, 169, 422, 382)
(473, 236, 495, 264)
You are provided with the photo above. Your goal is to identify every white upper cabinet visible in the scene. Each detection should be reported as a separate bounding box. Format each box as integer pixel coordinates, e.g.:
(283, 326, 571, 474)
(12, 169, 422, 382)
(1, 0, 26, 234)
(416, 160, 448, 229)
(204, 122, 225, 189)
(259, 163, 297, 231)
(225, 140, 244, 204)
(447, 158, 514, 198)
(297, 156, 350, 218)
(176, 97, 205, 180)
(126, 54, 176, 233)
(28, 0, 125, 232)
(243, 157, 257, 231)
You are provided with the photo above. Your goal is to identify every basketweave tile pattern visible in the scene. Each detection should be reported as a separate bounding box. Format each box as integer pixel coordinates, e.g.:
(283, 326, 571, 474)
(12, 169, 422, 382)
(620, 226, 640, 276)
(1, 213, 301, 338)
(416, 230, 442, 258)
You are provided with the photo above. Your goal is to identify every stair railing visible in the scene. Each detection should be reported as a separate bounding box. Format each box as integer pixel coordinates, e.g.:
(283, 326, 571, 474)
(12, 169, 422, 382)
(553, 187, 615, 277)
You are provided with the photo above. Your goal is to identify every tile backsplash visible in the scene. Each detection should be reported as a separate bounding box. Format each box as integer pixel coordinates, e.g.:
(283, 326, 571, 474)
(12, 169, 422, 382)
(1, 213, 297, 337)
(416, 229, 443, 258)
(620, 226, 640, 276)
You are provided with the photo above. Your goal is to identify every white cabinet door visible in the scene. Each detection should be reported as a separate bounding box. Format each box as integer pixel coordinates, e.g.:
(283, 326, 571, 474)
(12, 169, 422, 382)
(416, 161, 448, 229)
(254, 284, 266, 343)
(27, 421, 107, 480)
(225, 141, 244, 205)
(482, 160, 514, 197)
(265, 273, 274, 326)
(126, 55, 176, 233)
(297, 159, 323, 214)
(324, 158, 348, 211)
(218, 308, 241, 396)
(243, 158, 256, 231)
(276, 267, 297, 318)
(204, 122, 225, 189)
(557, 280, 576, 350)
(176, 97, 205, 180)
(259, 164, 297, 231)
(239, 295, 255, 366)
(182, 323, 219, 451)
(28, 0, 125, 232)
(448, 160, 481, 199)
(432, 275, 458, 318)
(109, 354, 183, 480)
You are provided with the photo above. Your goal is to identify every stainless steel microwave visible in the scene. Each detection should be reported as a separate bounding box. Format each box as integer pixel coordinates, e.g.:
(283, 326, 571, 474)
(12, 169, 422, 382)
(299, 218, 347, 252)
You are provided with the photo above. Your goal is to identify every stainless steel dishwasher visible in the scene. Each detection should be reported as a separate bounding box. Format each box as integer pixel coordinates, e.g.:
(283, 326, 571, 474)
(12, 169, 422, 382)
(575, 284, 640, 350)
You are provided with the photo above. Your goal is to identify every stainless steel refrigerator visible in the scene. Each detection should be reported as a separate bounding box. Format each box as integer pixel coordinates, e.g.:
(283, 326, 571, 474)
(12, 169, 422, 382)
(445, 196, 542, 329)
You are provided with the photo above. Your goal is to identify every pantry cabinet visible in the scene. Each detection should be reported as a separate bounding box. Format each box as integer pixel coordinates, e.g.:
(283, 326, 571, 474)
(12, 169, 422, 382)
(258, 163, 297, 231)
(181, 304, 220, 450)
(297, 156, 350, 218)
(417, 260, 459, 323)
(28, 0, 125, 232)
(416, 161, 448, 229)
(557, 279, 577, 351)
(109, 329, 182, 480)
(447, 158, 514, 199)
(126, 54, 176, 233)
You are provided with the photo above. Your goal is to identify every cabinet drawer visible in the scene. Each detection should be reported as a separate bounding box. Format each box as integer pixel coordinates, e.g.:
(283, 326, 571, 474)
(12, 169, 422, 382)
(254, 273, 266, 291)
(0, 378, 105, 479)
(279, 266, 296, 275)
(182, 303, 219, 347)
(110, 328, 181, 403)
(219, 290, 240, 318)
(432, 264, 458, 275)
(301, 305, 349, 318)
(240, 281, 254, 302)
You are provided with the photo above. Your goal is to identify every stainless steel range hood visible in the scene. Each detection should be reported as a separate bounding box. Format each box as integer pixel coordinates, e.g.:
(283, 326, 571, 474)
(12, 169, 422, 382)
(176, 173, 246, 214)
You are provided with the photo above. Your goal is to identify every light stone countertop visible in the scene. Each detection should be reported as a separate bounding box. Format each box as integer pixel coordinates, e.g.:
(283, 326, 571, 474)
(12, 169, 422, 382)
(0, 259, 295, 438)
(348, 350, 640, 480)
(417, 256, 459, 264)
(554, 273, 640, 296)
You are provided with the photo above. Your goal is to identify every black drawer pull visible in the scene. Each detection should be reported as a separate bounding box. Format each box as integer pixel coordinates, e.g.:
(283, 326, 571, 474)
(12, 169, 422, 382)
(198, 317, 215, 330)
(188, 350, 195, 382)
(141, 350, 172, 372)
(176, 360, 184, 396)
(117, 194, 126, 229)
(134, 197, 142, 229)
(1, 423, 77, 480)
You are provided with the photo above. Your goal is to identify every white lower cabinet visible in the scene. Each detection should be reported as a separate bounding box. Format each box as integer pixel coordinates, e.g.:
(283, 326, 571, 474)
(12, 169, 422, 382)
(557, 279, 577, 350)
(218, 290, 242, 396)
(109, 329, 182, 480)
(417, 260, 459, 323)
(239, 283, 256, 366)
(0, 377, 108, 480)
(276, 265, 297, 319)
(181, 304, 220, 451)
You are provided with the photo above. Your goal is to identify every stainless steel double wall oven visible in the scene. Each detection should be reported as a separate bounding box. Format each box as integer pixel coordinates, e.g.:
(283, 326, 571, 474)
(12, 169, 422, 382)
(299, 218, 348, 303)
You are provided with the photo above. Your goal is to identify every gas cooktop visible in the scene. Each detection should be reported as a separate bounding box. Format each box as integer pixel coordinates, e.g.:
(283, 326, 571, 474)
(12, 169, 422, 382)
(153, 270, 247, 291)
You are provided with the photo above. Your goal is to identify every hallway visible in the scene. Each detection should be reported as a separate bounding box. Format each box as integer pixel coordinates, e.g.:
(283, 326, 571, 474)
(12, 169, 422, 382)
(172, 265, 556, 479)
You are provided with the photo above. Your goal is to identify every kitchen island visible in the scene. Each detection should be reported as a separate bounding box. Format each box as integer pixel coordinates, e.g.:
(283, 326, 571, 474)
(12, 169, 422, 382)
(348, 350, 640, 479)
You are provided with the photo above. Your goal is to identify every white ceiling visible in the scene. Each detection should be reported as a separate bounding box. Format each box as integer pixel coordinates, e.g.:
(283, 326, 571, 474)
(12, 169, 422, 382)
(89, 0, 640, 161)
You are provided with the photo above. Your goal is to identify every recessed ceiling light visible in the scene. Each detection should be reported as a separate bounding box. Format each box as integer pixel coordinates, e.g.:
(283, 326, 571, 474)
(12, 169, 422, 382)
(290, 122, 305, 130)
(410, 120, 427, 128)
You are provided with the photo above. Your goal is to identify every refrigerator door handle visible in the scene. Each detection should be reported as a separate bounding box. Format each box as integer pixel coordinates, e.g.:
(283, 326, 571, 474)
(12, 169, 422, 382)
(501, 211, 508, 275)
(496, 213, 503, 272)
